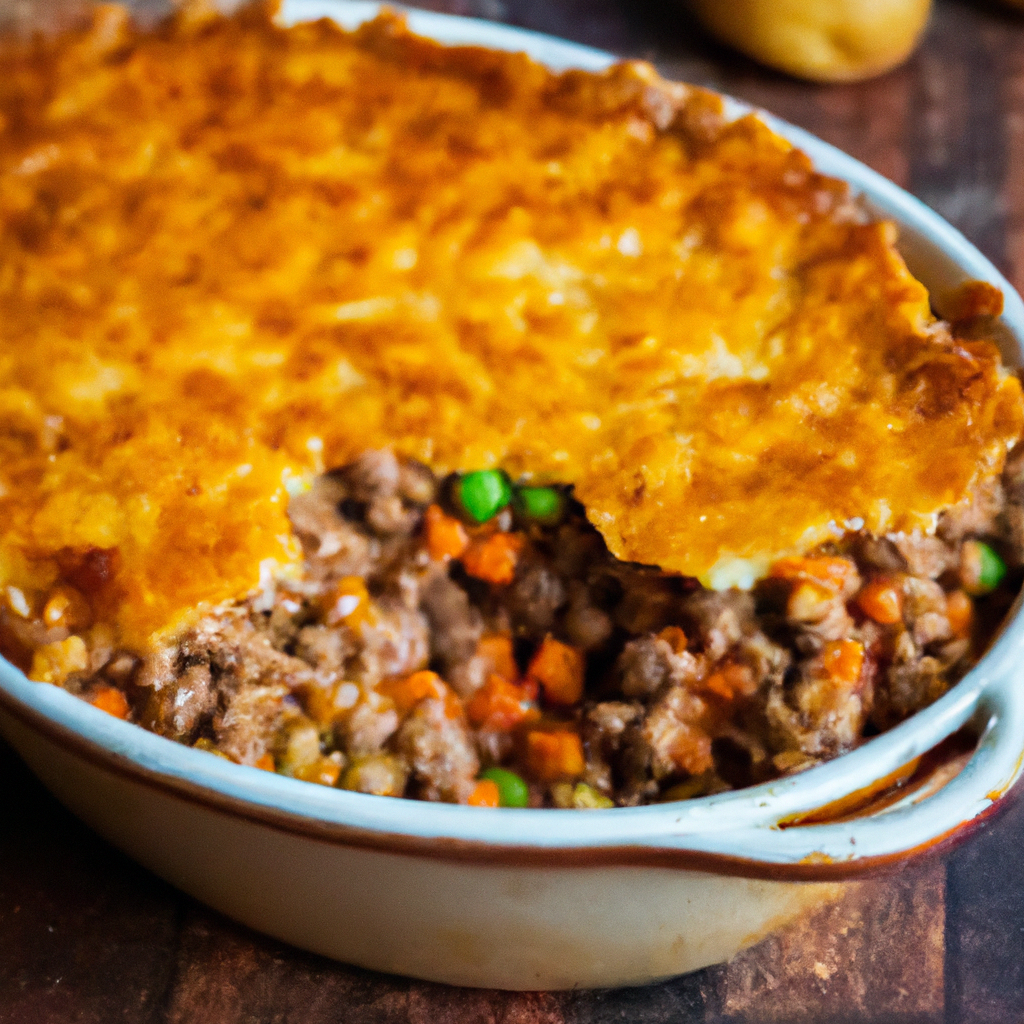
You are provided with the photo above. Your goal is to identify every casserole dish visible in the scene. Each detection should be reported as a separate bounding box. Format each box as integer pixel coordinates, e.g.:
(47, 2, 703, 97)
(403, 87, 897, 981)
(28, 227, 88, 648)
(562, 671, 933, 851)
(1, 0, 1024, 990)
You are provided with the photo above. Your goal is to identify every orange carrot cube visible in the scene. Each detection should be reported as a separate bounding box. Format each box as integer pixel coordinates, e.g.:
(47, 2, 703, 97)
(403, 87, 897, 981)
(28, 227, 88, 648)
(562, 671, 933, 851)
(821, 639, 864, 689)
(704, 673, 733, 700)
(460, 532, 524, 585)
(770, 555, 858, 594)
(702, 662, 755, 700)
(528, 636, 585, 706)
(857, 578, 904, 624)
(525, 730, 585, 781)
(466, 674, 538, 731)
(383, 670, 449, 715)
(91, 685, 129, 720)
(466, 779, 500, 807)
(945, 589, 974, 637)
(424, 504, 469, 562)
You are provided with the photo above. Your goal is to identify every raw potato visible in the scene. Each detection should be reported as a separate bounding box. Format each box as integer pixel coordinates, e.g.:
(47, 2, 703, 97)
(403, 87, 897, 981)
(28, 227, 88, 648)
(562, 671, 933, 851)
(689, 0, 932, 83)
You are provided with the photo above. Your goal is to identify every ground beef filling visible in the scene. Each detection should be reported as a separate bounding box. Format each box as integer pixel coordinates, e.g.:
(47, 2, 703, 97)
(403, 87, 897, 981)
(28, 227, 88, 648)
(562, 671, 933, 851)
(44, 449, 1024, 808)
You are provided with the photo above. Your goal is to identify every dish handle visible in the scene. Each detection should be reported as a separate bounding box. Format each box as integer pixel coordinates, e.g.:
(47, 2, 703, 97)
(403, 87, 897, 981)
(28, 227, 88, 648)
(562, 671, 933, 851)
(657, 653, 1024, 868)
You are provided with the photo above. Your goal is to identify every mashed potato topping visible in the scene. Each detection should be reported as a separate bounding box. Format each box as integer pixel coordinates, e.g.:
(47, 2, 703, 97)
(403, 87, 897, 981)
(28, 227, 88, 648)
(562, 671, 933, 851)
(0, 3, 1020, 649)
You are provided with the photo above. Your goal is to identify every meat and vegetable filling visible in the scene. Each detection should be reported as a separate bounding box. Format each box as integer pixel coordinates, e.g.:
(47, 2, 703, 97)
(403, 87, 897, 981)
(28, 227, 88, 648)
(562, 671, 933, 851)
(23, 447, 1024, 809)
(3, 7, 1024, 811)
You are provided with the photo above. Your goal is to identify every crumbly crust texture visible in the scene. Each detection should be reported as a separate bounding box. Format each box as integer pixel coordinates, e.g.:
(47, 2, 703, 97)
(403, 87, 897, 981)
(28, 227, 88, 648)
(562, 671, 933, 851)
(0, 2, 1021, 647)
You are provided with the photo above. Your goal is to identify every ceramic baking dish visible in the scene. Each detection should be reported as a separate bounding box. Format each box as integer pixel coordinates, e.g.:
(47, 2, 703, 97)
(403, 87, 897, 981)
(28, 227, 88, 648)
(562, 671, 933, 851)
(1, 0, 1023, 991)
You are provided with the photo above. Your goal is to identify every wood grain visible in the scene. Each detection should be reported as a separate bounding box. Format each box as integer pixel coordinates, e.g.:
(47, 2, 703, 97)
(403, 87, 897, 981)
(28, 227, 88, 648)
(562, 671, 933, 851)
(722, 873, 945, 1022)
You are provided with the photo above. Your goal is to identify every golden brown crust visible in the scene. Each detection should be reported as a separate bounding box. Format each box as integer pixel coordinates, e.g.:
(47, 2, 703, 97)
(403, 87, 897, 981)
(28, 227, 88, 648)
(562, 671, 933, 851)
(0, 3, 1020, 647)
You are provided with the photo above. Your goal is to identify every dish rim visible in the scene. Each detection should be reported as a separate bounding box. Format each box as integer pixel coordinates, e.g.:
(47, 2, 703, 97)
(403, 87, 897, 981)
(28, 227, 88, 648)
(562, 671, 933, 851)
(1, 0, 1023, 876)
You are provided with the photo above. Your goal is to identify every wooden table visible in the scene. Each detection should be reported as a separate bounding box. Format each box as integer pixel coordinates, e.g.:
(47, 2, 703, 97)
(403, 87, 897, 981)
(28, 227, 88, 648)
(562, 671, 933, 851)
(5, 0, 1024, 1020)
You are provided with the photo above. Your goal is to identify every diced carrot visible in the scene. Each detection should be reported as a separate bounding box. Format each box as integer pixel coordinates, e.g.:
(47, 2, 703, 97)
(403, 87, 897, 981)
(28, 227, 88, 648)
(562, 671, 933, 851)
(297, 755, 342, 787)
(770, 556, 858, 594)
(704, 673, 733, 700)
(467, 779, 501, 807)
(460, 531, 524, 585)
(527, 636, 585, 706)
(820, 639, 864, 689)
(945, 589, 974, 637)
(255, 752, 276, 772)
(444, 691, 467, 720)
(91, 685, 129, 720)
(321, 575, 374, 628)
(857, 578, 904, 624)
(476, 632, 518, 682)
(424, 504, 469, 562)
(702, 662, 755, 700)
(383, 670, 449, 715)
(525, 730, 585, 781)
(466, 674, 538, 731)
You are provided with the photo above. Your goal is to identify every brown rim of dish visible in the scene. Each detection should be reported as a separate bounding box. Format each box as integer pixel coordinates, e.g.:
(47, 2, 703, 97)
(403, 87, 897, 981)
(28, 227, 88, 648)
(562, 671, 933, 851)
(0, 679, 1003, 882)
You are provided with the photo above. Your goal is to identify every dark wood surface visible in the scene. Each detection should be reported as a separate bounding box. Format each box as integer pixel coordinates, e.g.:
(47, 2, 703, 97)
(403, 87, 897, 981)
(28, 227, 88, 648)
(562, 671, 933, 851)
(5, 0, 1024, 1020)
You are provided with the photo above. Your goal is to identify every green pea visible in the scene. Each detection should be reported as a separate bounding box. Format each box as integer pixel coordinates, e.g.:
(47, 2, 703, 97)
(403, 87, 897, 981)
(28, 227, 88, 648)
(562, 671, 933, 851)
(515, 485, 563, 524)
(963, 539, 1007, 595)
(455, 470, 512, 523)
(479, 766, 529, 808)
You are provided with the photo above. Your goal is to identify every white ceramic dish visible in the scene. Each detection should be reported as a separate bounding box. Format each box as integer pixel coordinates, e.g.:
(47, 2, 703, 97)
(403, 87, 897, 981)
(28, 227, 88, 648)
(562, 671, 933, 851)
(2, 0, 1024, 990)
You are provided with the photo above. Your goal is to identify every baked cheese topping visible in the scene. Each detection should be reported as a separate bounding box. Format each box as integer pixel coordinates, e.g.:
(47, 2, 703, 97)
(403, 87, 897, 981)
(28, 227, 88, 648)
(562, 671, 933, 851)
(1, 3, 1021, 648)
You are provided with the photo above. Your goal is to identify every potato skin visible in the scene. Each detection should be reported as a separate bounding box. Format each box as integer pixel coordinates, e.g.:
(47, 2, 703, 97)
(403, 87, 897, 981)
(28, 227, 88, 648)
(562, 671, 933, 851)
(689, 0, 932, 83)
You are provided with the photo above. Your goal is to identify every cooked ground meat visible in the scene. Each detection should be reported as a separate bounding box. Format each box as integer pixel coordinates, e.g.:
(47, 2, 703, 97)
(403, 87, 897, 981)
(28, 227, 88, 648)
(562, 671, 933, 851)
(54, 449, 1024, 807)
